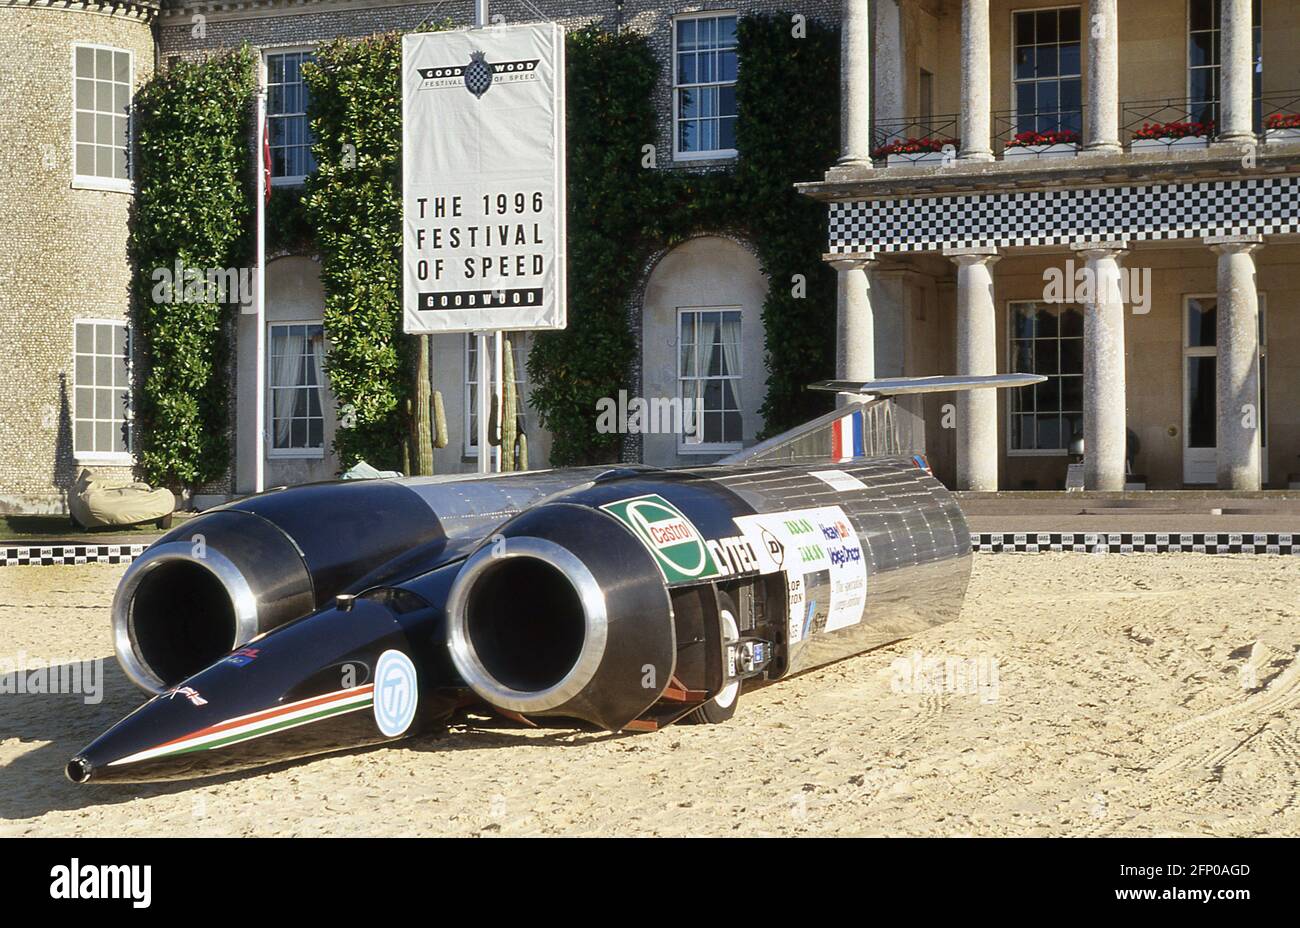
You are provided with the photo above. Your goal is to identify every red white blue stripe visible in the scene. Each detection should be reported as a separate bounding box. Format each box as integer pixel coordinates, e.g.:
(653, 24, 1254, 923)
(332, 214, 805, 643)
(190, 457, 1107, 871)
(830, 410, 865, 462)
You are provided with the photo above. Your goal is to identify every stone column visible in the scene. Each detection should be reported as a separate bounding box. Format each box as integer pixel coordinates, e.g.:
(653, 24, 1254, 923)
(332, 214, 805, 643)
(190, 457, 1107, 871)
(946, 247, 999, 490)
(1218, 0, 1255, 144)
(1208, 235, 1263, 490)
(839, 0, 873, 167)
(873, 0, 906, 130)
(1083, 0, 1121, 154)
(1074, 242, 1128, 491)
(829, 254, 876, 392)
(958, 0, 993, 162)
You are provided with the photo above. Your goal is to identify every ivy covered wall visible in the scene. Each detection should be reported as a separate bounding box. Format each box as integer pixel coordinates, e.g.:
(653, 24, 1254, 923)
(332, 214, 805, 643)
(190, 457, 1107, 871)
(530, 15, 842, 465)
(130, 15, 840, 479)
(129, 49, 257, 492)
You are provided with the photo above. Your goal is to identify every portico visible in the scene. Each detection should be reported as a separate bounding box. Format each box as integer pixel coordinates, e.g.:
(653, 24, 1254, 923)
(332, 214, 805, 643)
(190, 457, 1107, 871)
(808, 0, 1298, 492)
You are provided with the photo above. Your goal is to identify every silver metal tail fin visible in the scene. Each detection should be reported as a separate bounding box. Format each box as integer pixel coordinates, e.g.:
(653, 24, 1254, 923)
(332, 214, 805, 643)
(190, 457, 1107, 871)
(808, 373, 1045, 397)
(721, 374, 1044, 466)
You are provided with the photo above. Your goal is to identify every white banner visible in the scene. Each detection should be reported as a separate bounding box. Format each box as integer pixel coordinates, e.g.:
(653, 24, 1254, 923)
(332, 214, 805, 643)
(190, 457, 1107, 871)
(401, 23, 566, 333)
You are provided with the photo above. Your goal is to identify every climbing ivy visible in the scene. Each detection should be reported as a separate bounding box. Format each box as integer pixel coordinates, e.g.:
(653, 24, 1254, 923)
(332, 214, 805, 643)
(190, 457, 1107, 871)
(289, 15, 838, 470)
(129, 48, 257, 491)
(529, 15, 841, 464)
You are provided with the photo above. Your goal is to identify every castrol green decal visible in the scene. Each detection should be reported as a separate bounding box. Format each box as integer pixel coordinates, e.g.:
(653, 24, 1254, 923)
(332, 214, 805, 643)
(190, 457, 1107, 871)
(601, 494, 720, 583)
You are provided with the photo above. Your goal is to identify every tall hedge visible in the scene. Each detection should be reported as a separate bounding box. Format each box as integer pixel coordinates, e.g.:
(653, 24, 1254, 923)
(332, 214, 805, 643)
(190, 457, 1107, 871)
(130, 48, 257, 490)
(301, 35, 409, 471)
(526, 27, 662, 466)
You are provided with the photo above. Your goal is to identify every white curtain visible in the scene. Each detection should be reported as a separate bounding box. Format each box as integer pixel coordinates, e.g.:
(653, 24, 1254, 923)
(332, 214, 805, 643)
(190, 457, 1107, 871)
(272, 327, 303, 447)
(308, 328, 325, 446)
(719, 313, 741, 440)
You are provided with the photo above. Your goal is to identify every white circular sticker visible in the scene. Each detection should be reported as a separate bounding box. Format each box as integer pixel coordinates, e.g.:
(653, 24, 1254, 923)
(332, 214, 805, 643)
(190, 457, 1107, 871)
(373, 649, 419, 737)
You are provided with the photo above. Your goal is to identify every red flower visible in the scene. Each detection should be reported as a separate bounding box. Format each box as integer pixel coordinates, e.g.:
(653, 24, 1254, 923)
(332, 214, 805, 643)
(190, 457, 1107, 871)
(1266, 112, 1300, 130)
(1006, 129, 1081, 148)
(871, 136, 960, 159)
(1133, 120, 1215, 140)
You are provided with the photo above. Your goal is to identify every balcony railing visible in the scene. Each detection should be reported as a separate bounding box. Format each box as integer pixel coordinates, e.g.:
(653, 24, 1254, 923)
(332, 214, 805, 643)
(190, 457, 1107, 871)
(869, 113, 961, 164)
(1122, 96, 1218, 149)
(1261, 90, 1300, 134)
(863, 92, 1300, 171)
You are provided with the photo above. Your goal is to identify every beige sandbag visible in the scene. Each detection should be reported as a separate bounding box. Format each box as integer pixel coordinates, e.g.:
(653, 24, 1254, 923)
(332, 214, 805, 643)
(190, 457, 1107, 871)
(70, 470, 175, 529)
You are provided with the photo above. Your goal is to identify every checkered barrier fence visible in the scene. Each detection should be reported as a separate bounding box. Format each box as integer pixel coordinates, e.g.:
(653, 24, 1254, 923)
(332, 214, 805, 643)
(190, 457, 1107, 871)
(971, 532, 1300, 554)
(0, 544, 146, 566)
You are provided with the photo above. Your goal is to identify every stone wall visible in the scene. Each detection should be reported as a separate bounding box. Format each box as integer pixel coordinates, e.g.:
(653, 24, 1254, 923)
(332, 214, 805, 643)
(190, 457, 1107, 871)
(0, 1, 157, 513)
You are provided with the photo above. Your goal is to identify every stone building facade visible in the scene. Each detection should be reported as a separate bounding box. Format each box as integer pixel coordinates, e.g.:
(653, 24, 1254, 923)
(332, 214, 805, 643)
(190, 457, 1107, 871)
(0, 0, 850, 512)
(0, 0, 157, 513)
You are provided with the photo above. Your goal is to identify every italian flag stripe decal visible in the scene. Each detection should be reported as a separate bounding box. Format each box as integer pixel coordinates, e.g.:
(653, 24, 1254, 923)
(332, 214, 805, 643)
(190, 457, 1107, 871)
(109, 685, 375, 767)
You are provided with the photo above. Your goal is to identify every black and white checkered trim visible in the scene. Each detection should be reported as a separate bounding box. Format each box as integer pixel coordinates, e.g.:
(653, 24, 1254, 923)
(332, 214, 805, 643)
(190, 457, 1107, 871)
(829, 177, 1300, 254)
(0, 544, 146, 567)
(971, 532, 1299, 554)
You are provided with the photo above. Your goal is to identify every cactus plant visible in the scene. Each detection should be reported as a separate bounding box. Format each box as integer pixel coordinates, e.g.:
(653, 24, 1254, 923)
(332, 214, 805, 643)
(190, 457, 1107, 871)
(501, 337, 518, 472)
(411, 335, 435, 476)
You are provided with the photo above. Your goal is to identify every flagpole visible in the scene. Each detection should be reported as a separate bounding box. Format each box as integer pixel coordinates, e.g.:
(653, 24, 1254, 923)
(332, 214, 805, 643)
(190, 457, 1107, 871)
(473, 0, 493, 474)
(254, 77, 267, 493)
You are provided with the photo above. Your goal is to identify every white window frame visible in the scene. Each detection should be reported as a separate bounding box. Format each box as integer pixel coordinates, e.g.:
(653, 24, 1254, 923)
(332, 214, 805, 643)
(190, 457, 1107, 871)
(463, 335, 529, 459)
(71, 43, 134, 194)
(1185, 0, 1262, 129)
(671, 11, 739, 163)
(261, 45, 317, 188)
(1180, 292, 1268, 451)
(677, 306, 744, 455)
(1005, 300, 1084, 458)
(266, 320, 327, 459)
(72, 318, 133, 464)
(1008, 5, 1084, 139)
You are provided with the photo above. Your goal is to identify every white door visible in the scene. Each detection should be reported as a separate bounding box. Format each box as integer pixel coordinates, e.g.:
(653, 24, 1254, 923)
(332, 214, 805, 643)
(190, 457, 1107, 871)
(1182, 295, 1267, 485)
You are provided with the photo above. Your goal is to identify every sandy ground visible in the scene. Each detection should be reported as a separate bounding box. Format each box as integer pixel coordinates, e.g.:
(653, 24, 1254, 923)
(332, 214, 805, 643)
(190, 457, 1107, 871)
(1, 554, 1297, 837)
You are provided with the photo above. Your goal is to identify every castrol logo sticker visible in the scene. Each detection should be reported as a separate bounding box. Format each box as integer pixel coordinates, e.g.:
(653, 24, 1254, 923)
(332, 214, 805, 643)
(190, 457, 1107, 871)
(601, 494, 721, 584)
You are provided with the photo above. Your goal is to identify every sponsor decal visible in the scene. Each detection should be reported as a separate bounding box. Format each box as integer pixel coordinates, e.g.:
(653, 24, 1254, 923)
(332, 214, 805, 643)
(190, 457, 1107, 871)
(601, 494, 720, 583)
(109, 685, 375, 767)
(706, 535, 762, 576)
(224, 646, 260, 667)
(373, 649, 419, 737)
(759, 527, 785, 568)
(810, 468, 868, 491)
(734, 505, 868, 636)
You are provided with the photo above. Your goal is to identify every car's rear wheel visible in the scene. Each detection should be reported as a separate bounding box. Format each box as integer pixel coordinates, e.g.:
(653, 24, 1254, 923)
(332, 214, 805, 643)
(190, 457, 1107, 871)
(687, 592, 741, 725)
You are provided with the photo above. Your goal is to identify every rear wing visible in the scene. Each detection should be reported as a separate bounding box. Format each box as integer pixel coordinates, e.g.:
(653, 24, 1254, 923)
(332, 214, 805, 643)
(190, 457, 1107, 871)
(808, 373, 1044, 397)
(721, 373, 1044, 466)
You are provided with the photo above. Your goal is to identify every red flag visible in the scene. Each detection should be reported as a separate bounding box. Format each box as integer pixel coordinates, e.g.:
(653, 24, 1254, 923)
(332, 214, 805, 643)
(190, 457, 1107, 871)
(262, 115, 272, 203)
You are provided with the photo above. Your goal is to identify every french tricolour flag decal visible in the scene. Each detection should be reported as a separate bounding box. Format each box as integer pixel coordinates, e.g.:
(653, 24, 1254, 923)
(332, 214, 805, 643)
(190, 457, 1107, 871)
(830, 410, 865, 462)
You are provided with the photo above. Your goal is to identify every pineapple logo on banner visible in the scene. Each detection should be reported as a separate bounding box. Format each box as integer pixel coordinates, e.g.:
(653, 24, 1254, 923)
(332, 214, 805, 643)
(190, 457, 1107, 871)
(601, 494, 721, 584)
(464, 50, 493, 97)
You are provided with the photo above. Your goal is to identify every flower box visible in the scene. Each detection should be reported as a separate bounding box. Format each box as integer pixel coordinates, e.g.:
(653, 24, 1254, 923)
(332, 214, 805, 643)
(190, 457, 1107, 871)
(1265, 127, 1300, 144)
(872, 137, 958, 166)
(1003, 142, 1079, 161)
(1003, 130, 1080, 161)
(885, 150, 950, 167)
(1131, 135, 1211, 152)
